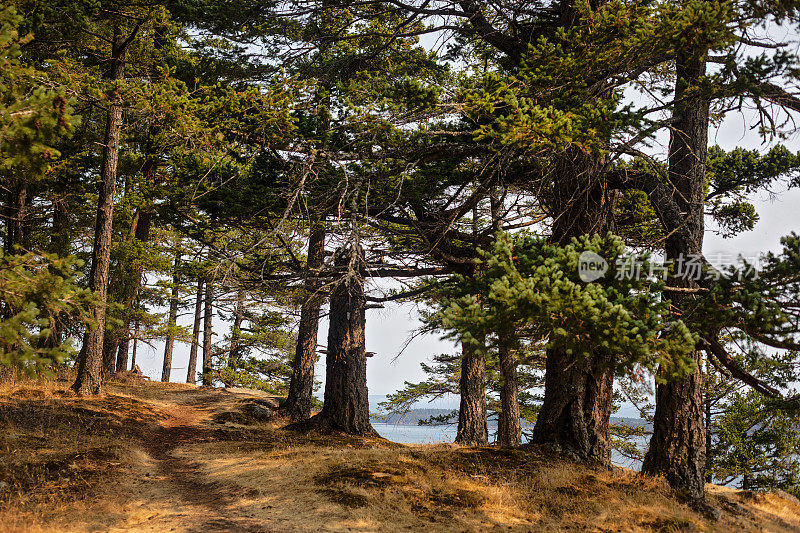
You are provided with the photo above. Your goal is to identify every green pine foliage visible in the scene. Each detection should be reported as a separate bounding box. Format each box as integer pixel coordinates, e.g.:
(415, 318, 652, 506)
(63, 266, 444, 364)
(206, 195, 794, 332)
(704, 341, 800, 496)
(0, 251, 96, 373)
(431, 232, 697, 380)
(1, 6, 76, 174)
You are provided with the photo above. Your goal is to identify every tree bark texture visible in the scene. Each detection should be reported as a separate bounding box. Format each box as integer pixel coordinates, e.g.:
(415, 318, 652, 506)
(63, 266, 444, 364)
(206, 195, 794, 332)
(497, 342, 522, 447)
(161, 252, 180, 382)
(186, 280, 203, 384)
(531, 148, 615, 463)
(285, 223, 326, 421)
(455, 340, 488, 445)
(531, 347, 613, 461)
(642, 50, 710, 502)
(73, 31, 127, 395)
(313, 247, 375, 435)
(201, 281, 214, 387)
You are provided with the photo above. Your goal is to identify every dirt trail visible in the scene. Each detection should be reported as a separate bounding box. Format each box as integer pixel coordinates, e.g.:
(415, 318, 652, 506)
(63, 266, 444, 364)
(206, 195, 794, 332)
(109, 388, 275, 533)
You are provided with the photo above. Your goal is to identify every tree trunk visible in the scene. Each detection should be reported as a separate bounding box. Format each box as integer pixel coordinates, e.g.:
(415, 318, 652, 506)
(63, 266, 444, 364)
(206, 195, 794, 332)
(285, 223, 326, 421)
(50, 176, 71, 257)
(455, 340, 488, 445)
(308, 247, 375, 435)
(497, 342, 521, 447)
(111, 141, 157, 374)
(72, 30, 128, 395)
(201, 281, 214, 387)
(705, 381, 712, 483)
(642, 50, 710, 502)
(531, 347, 613, 461)
(103, 328, 120, 375)
(530, 149, 615, 463)
(130, 321, 138, 368)
(228, 289, 245, 369)
(161, 252, 180, 382)
(186, 280, 204, 384)
(5, 179, 28, 254)
(117, 337, 130, 371)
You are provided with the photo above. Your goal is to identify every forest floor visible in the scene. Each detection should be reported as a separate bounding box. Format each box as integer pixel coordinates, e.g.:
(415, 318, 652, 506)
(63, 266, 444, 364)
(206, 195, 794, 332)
(1, 377, 799, 532)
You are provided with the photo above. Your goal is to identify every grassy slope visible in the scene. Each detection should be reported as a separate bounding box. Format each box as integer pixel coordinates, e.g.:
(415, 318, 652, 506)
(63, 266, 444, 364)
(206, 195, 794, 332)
(1, 377, 798, 532)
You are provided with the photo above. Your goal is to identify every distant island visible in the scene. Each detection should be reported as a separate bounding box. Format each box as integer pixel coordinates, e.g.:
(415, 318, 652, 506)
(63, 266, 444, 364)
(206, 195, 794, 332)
(372, 409, 652, 432)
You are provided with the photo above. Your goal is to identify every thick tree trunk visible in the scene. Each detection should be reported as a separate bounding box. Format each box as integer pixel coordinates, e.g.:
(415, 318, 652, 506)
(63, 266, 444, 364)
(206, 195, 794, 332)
(73, 31, 128, 395)
(201, 281, 214, 387)
(116, 337, 130, 372)
(642, 51, 710, 502)
(455, 340, 488, 445)
(186, 280, 204, 384)
(285, 223, 326, 421)
(532, 347, 613, 461)
(307, 247, 375, 436)
(531, 149, 615, 463)
(497, 342, 522, 447)
(161, 252, 180, 382)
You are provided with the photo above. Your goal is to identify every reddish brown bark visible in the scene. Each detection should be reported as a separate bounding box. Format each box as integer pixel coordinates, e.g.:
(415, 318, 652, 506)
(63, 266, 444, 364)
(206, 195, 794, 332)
(303, 247, 375, 436)
(285, 223, 326, 421)
(531, 348, 613, 461)
(73, 30, 129, 395)
(642, 50, 710, 502)
(455, 340, 488, 445)
(497, 342, 521, 447)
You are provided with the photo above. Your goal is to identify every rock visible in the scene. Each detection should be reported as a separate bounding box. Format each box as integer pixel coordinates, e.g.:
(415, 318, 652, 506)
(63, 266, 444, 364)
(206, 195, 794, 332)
(0, 481, 10, 493)
(243, 403, 273, 421)
(695, 501, 721, 521)
(212, 401, 274, 425)
(250, 397, 280, 410)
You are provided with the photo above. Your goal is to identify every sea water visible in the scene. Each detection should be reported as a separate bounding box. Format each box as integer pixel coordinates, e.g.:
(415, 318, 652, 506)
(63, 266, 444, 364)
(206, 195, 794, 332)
(371, 422, 645, 470)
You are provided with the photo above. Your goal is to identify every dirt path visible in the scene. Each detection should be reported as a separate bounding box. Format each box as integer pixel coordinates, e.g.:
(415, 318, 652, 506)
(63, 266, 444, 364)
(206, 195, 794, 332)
(108, 389, 275, 533)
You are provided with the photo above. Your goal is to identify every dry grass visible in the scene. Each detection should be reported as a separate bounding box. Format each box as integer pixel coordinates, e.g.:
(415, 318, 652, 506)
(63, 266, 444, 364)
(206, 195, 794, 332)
(1, 376, 799, 532)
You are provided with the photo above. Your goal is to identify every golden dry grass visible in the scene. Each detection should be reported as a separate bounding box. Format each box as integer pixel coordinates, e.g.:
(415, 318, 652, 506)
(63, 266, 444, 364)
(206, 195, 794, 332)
(1, 376, 798, 532)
